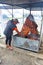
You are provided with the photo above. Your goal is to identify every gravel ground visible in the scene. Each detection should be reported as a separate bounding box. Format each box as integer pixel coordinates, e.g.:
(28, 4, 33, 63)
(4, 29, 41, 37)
(0, 46, 43, 65)
(0, 38, 43, 65)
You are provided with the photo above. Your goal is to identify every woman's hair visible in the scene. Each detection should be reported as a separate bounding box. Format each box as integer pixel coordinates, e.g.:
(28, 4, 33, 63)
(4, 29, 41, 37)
(11, 19, 19, 23)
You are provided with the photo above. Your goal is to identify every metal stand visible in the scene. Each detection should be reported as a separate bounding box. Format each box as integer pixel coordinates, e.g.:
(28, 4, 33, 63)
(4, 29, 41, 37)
(0, 59, 2, 64)
(39, 8, 43, 47)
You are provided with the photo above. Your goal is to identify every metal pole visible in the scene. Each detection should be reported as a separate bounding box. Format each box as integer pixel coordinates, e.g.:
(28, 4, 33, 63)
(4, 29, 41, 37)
(0, 59, 2, 64)
(39, 8, 43, 47)
(23, 9, 24, 23)
(11, 0, 13, 19)
(30, 8, 31, 14)
(12, 5, 13, 19)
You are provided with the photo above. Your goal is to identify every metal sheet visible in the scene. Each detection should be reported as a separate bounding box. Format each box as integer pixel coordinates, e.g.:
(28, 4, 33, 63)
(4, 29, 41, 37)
(0, 0, 43, 8)
(13, 36, 40, 52)
(0, 0, 43, 5)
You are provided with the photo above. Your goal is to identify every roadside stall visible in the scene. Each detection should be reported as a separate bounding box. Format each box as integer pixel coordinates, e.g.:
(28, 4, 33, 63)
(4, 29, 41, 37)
(12, 9, 39, 52)
(12, 5, 43, 52)
(0, 0, 43, 52)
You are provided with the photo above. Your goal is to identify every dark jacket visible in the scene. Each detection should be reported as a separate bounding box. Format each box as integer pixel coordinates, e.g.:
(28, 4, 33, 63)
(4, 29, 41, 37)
(4, 20, 16, 37)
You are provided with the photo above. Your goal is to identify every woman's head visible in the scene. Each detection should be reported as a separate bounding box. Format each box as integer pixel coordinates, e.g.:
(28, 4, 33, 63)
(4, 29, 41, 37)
(11, 19, 19, 24)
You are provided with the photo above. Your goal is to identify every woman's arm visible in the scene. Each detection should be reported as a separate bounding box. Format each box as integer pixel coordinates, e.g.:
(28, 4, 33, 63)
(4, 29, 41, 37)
(12, 27, 21, 35)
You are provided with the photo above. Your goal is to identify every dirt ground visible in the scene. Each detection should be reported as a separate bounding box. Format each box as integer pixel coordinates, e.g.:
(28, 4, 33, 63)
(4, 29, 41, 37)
(0, 38, 43, 65)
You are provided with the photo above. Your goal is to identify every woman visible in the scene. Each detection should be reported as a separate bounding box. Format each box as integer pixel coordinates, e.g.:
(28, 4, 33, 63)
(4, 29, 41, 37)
(4, 19, 20, 50)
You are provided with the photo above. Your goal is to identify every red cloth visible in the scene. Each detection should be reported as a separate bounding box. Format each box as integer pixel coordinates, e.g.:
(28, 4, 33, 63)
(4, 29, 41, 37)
(12, 27, 17, 31)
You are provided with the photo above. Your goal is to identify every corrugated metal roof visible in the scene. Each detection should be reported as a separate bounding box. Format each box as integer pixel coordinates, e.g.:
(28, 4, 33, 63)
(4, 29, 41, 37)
(0, 0, 43, 8)
(0, 0, 43, 4)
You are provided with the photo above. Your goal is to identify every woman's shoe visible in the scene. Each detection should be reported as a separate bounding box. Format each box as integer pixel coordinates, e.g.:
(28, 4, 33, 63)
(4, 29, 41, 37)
(8, 46, 13, 50)
(6, 45, 9, 48)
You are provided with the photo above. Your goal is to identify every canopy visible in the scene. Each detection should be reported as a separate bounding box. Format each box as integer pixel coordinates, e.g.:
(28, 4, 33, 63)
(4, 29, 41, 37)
(0, 0, 43, 9)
